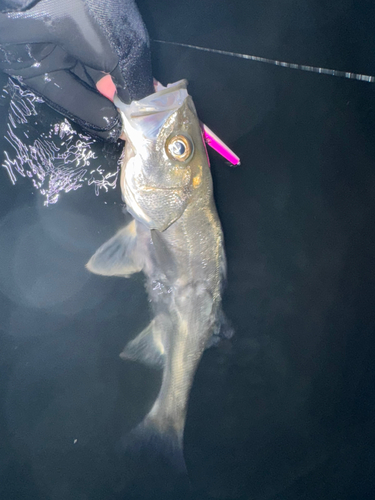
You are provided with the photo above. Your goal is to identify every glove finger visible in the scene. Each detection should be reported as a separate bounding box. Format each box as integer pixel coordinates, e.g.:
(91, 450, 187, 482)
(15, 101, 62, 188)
(110, 65, 131, 103)
(0, 0, 118, 74)
(84, 0, 153, 100)
(0, 1, 36, 13)
(0, 10, 55, 44)
(1, 0, 153, 100)
(22, 70, 122, 142)
(84, 65, 130, 103)
(1, 45, 76, 79)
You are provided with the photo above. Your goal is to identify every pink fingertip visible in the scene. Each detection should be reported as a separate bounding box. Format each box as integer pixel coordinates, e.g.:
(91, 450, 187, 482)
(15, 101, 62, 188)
(203, 124, 240, 166)
(96, 74, 116, 102)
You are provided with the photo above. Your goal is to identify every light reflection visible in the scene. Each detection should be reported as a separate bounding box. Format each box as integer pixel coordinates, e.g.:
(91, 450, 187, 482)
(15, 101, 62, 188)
(1, 78, 120, 205)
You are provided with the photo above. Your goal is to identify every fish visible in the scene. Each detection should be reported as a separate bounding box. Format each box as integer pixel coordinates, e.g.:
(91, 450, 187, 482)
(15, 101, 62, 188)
(86, 80, 229, 470)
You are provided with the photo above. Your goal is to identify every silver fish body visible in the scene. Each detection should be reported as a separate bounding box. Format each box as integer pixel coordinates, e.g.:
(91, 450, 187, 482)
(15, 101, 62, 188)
(87, 80, 226, 460)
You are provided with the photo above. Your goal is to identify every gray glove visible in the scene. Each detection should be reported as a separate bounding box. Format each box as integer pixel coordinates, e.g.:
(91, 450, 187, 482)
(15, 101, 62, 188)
(0, 0, 154, 141)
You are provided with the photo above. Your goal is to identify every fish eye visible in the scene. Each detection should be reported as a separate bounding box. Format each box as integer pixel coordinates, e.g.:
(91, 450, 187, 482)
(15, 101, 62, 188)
(166, 135, 193, 162)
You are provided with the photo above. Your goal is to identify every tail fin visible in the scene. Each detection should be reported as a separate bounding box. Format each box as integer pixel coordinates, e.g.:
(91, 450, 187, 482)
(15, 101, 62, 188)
(119, 414, 189, 495)
(124, 414, 187, 470)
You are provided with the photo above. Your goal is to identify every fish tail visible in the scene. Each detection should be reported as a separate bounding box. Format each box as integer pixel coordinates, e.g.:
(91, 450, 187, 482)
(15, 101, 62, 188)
(121, 415, 190, 499)
(119, 413, 189, 494)
(124, 413, 187, 471)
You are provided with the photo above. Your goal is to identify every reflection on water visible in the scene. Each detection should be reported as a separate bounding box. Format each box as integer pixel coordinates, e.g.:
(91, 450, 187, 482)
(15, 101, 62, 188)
(1, 78, 120, 206)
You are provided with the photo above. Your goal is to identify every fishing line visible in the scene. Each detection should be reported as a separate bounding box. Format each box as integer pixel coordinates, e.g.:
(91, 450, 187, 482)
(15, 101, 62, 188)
(153, 40, 375, 83)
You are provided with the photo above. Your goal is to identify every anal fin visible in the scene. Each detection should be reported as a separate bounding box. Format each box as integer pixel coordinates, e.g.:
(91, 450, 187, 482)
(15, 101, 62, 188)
(120, 318, 165, 368)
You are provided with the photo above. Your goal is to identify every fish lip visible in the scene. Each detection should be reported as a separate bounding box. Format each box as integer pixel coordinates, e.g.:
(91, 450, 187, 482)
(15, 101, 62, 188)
(130, 109, 172, 119)
(140, 185, 186, 192)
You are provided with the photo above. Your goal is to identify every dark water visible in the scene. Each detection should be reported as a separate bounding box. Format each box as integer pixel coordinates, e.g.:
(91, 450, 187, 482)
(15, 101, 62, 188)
(1, 1, 375, 498)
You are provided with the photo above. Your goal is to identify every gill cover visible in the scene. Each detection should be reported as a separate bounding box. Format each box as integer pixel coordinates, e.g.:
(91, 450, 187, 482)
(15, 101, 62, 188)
(114, 80, 202, 231)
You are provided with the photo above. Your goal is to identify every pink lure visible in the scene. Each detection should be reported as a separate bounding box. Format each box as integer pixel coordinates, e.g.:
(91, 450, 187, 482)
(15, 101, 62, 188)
(202, 124, 240, 166)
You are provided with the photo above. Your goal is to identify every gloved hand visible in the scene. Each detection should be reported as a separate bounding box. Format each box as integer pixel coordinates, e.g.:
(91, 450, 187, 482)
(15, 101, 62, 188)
(0, 0, 154, 141)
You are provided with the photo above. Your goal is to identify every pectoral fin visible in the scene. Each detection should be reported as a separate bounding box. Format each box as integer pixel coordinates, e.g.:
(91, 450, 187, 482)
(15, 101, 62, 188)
(86, 220, 143, 277)
(120, 317, 165, 368)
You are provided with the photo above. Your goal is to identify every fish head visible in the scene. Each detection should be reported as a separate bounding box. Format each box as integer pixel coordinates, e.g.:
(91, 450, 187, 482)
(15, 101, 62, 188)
(115, 80, 212, 231)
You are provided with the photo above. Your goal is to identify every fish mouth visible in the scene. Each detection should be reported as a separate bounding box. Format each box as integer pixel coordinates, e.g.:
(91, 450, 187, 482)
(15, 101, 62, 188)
(114, 80, 189, 138)
(130, 109, 173, 119)
(140, 185, 187, 192)
(114, 80, 188, 117)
